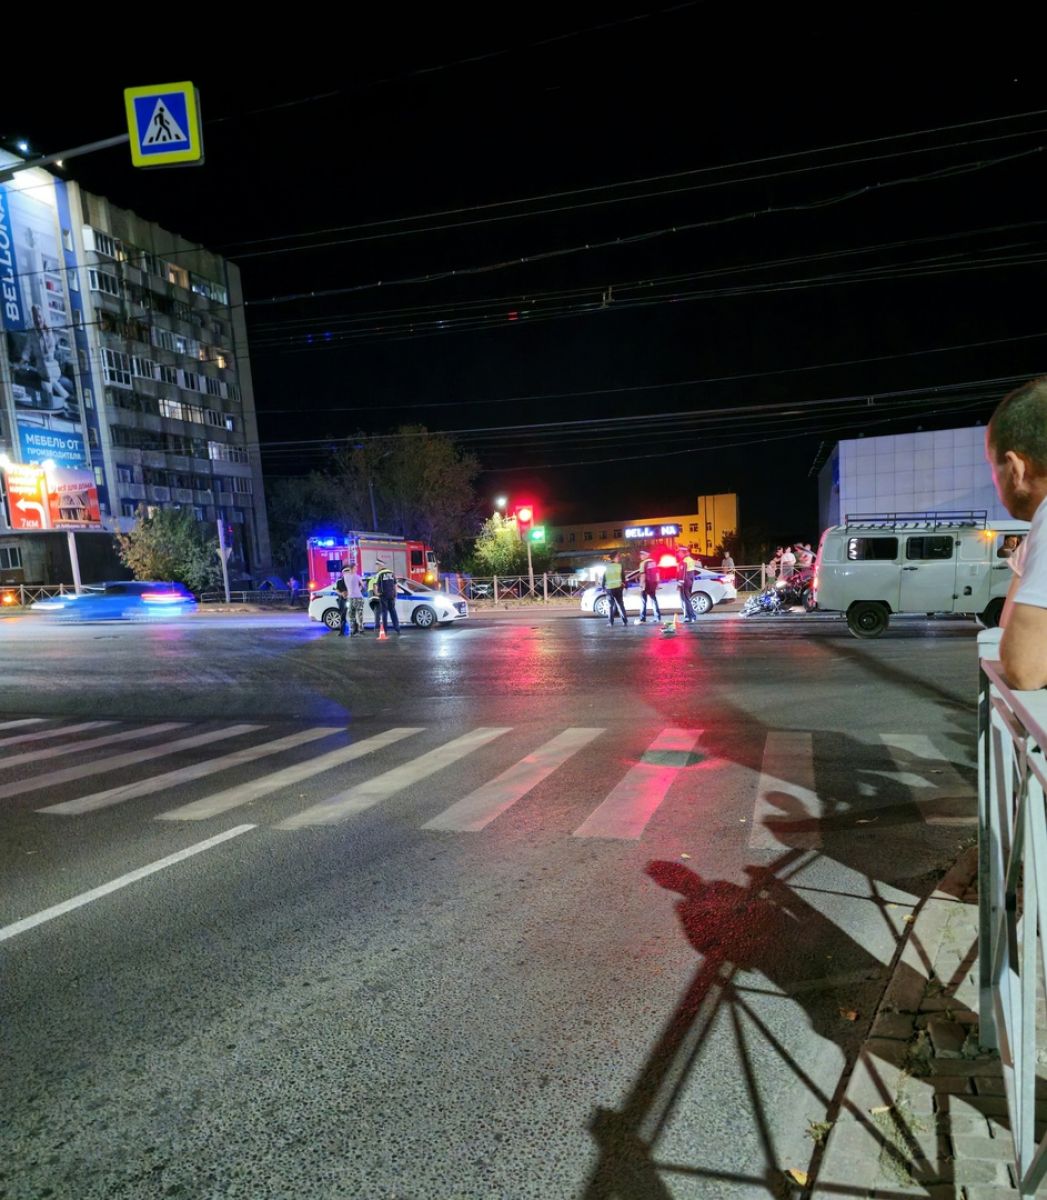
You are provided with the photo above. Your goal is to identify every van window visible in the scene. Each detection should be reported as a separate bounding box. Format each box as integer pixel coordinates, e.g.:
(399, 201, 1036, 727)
(410, 549, 424, 567)
(847, 537, 898, 561)
(906, 536, 953, 561)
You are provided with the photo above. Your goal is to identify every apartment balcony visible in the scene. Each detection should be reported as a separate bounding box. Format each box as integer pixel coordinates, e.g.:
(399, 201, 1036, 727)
(118, 482, 146, 501)
(172, 489, 194, 504)
(147, 486, 171, 503)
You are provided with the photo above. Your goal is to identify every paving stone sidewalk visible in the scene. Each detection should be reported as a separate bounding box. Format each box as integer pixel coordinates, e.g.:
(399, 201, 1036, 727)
(808, 845, 1047, 1200)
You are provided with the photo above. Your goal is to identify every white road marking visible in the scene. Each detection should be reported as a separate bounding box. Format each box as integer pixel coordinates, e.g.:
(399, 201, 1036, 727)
(159, 727, 423, 821)
(0, 721, 114, 752)
(0, 723, 184, 769)
(572, 728, 700, 840)
(279, 727, 512, 829)
(40, 727, 335, 816)
(0, 825, 256, 943)
(879, 733, 975, 826)
(2, 724, 262, 804)
(749, 732, 822, 850)
(0, 718, 48, 733)
(424, 727, 604, 832)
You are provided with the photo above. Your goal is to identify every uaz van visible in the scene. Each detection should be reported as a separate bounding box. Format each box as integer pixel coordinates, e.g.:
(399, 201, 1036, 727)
(813, 511, 1030, 638)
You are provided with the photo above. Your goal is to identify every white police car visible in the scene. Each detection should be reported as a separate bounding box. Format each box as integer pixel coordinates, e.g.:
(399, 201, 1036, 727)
(580, 571, 728, 619)
(308, 578, 468, 630)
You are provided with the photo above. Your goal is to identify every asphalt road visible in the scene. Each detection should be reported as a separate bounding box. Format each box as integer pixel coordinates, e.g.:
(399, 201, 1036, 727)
(0, 609, 982, 1199)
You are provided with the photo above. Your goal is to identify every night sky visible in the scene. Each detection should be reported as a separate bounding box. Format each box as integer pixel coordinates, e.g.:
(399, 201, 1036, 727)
(6, 7, 1045, 545)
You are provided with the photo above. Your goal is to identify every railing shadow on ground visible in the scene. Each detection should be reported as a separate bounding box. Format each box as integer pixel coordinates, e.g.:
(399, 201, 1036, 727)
(579, 665, 1005, 1200)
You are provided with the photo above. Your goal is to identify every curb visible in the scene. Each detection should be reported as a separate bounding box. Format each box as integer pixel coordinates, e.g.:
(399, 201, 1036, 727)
(807, 845, 984, 1198)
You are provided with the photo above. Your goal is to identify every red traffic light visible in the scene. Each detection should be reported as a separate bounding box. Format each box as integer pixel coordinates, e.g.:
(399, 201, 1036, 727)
(516, 505, 534, 526)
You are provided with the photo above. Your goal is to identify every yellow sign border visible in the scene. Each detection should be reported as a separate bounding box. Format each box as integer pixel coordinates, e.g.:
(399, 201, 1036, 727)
(124, 82, 202, 168)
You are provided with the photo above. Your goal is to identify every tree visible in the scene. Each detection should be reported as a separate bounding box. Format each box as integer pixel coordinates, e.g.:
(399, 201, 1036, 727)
(471, 513, 556, 576)
(115, 507, 223, 594)
(329, 426, 482, 558)
(265, 473, 351, 577)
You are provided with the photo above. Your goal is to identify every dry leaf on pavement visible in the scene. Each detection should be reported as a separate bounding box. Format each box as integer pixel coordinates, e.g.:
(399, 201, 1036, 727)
(786, 1168, 809, 1185)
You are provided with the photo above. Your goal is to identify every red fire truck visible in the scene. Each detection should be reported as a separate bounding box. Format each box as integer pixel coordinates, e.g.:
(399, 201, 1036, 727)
(306, 532, 438, 591)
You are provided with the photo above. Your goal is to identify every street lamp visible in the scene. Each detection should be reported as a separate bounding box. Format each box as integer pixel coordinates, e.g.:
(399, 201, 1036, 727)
(494, 495, 508, 511)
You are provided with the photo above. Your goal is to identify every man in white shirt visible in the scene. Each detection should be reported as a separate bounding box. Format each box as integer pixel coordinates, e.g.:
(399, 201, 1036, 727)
(341, 561, 366, 637)
(987, 377, 1047, 688)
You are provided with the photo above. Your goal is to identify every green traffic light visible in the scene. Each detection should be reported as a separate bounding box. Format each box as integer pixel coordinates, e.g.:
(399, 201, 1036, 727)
(529, 526, 546, 543)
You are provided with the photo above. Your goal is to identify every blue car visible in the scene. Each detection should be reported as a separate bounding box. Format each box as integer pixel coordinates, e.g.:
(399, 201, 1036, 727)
(31, 581, 197, 621)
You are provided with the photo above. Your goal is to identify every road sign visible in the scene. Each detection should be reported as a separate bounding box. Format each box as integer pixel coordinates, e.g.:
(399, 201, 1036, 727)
(2, 464, 49, 530)
(529, 526, 546, 543)
(124, 82, 204, 168)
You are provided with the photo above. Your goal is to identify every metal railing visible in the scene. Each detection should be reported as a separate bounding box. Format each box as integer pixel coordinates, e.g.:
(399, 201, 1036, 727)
(0, 584, 70, 607)
(446, 574, 589, 603)
(198, 589, 306, 606)
(977, 627, 1047, 1197)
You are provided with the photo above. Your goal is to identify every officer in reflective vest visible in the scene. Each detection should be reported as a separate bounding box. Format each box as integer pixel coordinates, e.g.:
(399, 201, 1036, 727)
(603, 551, 629, 627)
(679, 549, 698, 622)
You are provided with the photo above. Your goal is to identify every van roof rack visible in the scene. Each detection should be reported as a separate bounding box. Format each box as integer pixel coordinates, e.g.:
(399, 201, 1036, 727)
(843, 510, 988, 531)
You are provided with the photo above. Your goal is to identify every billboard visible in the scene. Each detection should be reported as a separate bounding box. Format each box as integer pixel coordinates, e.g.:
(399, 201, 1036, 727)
(0, 179, 88, 469)
(2, 463, 101, 531)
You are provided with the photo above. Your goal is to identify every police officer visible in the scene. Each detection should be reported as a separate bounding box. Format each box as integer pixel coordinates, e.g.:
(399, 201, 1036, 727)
(679, 548, 698, 622)
(603, 551, 628, 627)
(371, 558, 401, 635)
(639, 550, 662, 622)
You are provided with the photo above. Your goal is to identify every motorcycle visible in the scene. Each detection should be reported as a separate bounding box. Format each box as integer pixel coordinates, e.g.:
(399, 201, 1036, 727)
(741, 568, 815, 617)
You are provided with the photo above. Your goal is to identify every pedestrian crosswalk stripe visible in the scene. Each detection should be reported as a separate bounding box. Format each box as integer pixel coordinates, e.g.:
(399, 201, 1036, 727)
(879, 733, 975, 826)
(0, 720, 115, 753)
(0, 722, 185, 770)
(39, 726, 332, 816)
(423, 727, 605, 832)
(748, 731, 822, 850)
(0, 718, 50, 735)
(572, 728, 701, 840)
(277, 727, 512, 829)
(13, 724, 263, 806)
(158, 727, 424, 821)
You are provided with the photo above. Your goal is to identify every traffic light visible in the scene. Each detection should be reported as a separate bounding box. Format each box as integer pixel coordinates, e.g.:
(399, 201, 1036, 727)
(529, 526, 546, 544)
(515, 504, 534, 529)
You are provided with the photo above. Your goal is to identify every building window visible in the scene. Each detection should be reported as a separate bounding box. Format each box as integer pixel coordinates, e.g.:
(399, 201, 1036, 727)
(157, 364, 179, 386)
(208, 442, 248, 464)
(0, 546, 23, 570)
(116, 464, 134, 483)
(88, 269, 121, 298)
(224, 416, 235, 432)
(689, 523, 699, 533)
(557, 533, 565, 544)
(568, 532, 576, 543)
(101, 348, 132, 388)
(583, 531, 593, 541)
(121, 501, 138, 518)
(231, 476, 253, 494)
(599, 530, 608, 539)
(205, 408, 223, 427)
(131, 356, 156, 380)
(205, 376, 223, 398)
(86, 228, 116, 258)
(613, 529, 621, 538)
(179, 370, 201, 392)
(166, 263, 190, 289)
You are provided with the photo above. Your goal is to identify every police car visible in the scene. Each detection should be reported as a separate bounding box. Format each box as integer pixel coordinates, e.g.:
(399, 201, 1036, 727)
(308, 578, 468, 630)
(580, 571, 729, 618)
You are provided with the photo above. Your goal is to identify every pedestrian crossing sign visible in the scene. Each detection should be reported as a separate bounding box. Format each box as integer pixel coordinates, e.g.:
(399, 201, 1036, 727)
(124, 82, 204, 168)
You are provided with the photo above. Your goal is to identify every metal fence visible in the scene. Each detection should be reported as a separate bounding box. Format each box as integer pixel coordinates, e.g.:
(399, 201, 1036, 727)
(0, 584, 70, 607)
(198, 589, 306, 606)
(977, 627, 1047, 1197)
(448, 566, 766, 604)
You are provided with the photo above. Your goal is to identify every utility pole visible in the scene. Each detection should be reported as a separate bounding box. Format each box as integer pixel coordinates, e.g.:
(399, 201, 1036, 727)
(216, 519, 232, 603)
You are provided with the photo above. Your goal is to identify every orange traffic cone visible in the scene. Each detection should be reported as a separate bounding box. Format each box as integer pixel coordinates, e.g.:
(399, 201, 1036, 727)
(377, 624, 388, 641)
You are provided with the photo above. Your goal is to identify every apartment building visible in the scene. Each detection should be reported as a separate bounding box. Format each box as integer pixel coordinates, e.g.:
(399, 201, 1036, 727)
(0, 155, 270, 584)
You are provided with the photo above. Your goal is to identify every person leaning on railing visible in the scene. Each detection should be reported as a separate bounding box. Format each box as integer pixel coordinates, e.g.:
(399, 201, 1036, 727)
(987, 377, 1047, 689)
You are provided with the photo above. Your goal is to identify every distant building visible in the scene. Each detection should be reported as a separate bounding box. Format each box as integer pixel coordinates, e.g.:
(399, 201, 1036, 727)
(549, 493, 738, 568)
(0, 153, 270, 585)
(818, 426, 1003, 533)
